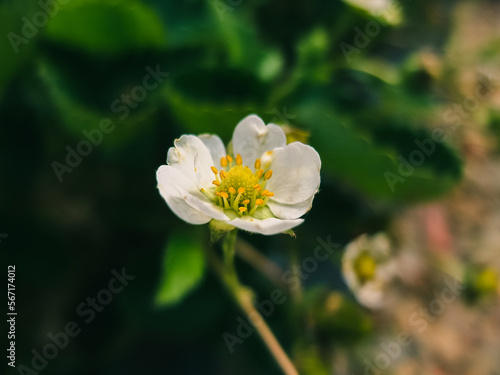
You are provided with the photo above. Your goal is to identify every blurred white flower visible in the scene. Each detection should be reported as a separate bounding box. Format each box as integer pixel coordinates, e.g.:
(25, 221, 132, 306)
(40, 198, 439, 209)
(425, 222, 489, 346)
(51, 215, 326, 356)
(156, 115, 321, 235)
(342, 233, 397, 309)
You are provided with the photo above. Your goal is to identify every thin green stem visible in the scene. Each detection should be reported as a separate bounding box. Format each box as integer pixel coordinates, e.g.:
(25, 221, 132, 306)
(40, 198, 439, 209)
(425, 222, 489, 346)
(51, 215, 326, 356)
(235, 238, 287, 290)
(207, 231, 299, 375)
(222, 228, 238, 282)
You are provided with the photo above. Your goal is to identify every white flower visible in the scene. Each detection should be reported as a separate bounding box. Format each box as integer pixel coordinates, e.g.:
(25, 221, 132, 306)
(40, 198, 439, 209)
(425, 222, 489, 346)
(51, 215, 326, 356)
(156, 115, 321, 235)
(342, 233, 396, 309)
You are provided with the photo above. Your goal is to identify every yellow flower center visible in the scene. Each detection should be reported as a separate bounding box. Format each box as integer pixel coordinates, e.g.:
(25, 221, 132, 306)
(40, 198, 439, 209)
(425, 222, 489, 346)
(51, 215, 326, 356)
(354, 251, 377, 284)
(220, 166, 258, 200)
(475, 267, 498, 294)
(202, 154, 275, 216)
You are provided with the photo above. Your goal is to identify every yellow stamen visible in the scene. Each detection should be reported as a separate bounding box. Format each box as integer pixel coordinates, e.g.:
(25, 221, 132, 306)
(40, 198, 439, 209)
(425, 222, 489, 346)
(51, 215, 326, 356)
(232, 191, 243, 211)
(214, 192, 222, 206)
(200, 188, 214, 201)
(228, 186, 236, 205)
(262, 191, 274, 205)
(219, 193, 230, 209)
(249, 203, 260, 215)
(208, 154, 276, 215)
(220, 157, 228, 168)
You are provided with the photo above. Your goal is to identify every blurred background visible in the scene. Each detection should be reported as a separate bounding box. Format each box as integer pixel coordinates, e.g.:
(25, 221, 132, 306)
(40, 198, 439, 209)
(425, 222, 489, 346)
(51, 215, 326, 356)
(1, 0, 500, 374)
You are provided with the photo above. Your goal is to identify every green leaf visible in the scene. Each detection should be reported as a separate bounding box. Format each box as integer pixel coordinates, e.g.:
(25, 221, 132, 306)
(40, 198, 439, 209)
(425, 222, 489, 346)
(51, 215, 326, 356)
(155, 230, 206, 307)
(279, 75, 463, 203)
(44, 0, 167, 57)
(208, 6, 284, 82)
(156, 0, 215, 48)
(37, 55, 161, 148)
(163, 67, 268, 139)
(0, 1, 36, 101)
(303, 287, 372, 344)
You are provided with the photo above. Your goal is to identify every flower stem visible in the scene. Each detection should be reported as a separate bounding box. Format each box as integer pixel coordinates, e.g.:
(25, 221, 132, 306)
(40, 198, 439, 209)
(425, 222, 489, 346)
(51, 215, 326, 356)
(235, 238, 287, 290)
(208, 230, 299, 375)
(222, 228, 238, 282)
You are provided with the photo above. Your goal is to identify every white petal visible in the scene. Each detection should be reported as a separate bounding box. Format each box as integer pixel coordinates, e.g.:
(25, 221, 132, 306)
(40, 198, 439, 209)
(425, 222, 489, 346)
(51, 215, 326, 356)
(267, 195, 315, 220)
(342, 234, 368, 291)
(166, 135, 215, 188)
(232, 115, 286, 169)
(356, 281, 386, 309)
(343, 234, 368, 264)
(266, 142, 321, 204)
(162, 195, 212, 224)
(183, 190, 229, 221)
(198, 134, 227, 167)
(156, 165, 211, 224)
(370, 233, 391, 257)
(228, 216, 304, 235)
(157, 165, 229, 222)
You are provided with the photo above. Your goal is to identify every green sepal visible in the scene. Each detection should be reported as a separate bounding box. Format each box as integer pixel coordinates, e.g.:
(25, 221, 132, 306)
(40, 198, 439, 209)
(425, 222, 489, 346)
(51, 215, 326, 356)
(209, 220, 235, 243)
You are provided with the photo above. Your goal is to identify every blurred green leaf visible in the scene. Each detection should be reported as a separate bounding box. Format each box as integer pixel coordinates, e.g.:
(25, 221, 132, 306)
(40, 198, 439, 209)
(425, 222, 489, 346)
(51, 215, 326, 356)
(0, 1, 36, 101)
(44, 0, 167, 57)
(164, 67, 268, 139)
(280, 72, 463, 203)
(154, 0, 215, 48)
(304, 287, 372, 344)
(37, 55, 161, 147)
(208, 6, 284, 82)
(254, 0, 343, 49)
(155, 230, 206, 307)
(295, 344, 330, 375)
